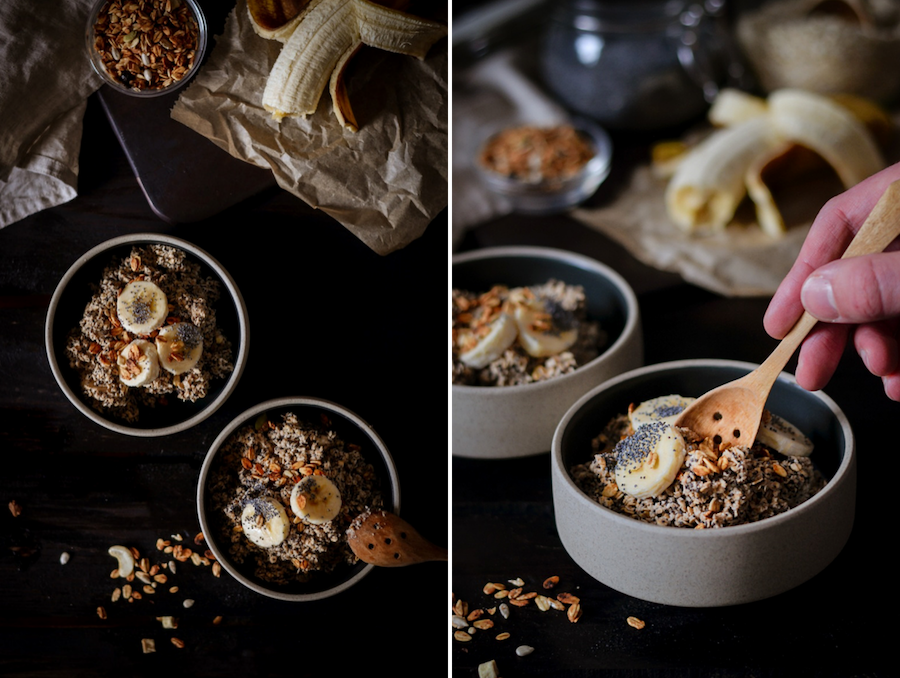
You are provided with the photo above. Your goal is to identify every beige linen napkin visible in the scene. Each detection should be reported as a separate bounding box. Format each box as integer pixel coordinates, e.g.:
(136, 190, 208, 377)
(0, 0, 104, 228)
(171, 1, 447, 256)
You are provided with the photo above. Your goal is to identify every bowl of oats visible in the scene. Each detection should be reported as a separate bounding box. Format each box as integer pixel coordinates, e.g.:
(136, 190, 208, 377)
(551, 359, 856, 606)
(85, 0, 207, 97)
(452, 246, 642, 459)
(197, 397, 400, 601)
(45, 233, 248, 436)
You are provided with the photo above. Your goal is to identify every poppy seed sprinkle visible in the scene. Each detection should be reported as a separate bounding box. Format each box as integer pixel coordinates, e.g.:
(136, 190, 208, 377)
(614, 420, 669, 473)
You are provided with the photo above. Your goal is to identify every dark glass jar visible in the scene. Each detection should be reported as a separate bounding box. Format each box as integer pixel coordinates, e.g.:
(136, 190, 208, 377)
(540, 0, 728, 131)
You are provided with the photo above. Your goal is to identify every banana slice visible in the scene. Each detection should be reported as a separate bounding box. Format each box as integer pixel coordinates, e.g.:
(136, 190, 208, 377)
(628, 394, 696, 430)
(116, 280, 168, 336)
(241, 496, 291, 548)
(614, 421, 687, 499)
(155, 323, 204, 375)
(458, 312, 518, 369)
(512, 296, 578, 358)
(755, 412, 814, 457)
(116, 339, 160, 387)
(290, 475, 342, 525)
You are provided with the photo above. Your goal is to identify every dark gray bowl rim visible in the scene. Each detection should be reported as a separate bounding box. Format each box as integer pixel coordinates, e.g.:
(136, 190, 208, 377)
(551, 358, 855, 538)
(45, 232, 249, 437)
(451, 245, 641, 394)
(196, 396, 401, 602)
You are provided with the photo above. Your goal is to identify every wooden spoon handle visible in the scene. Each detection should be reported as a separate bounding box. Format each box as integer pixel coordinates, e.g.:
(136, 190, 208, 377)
(753, 179, 900, 391)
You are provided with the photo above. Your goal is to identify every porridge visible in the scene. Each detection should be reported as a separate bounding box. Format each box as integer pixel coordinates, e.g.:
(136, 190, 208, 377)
(206, 411, 384, 585)
(65, 244, 234, 422)
(570, 394, 827, 528)
(452, 279, 605, 387)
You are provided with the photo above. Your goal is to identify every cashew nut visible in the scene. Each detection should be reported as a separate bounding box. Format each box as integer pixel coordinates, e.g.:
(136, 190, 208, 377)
(108, 544, 135, 578)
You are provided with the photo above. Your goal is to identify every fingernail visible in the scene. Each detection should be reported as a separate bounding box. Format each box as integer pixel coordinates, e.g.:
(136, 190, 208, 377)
(801, 274, 840, 322)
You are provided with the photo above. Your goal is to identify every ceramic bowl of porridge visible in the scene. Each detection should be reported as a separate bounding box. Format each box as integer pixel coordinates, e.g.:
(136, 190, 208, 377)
(197, 397, 400, 601)
(452, 246, 642, 459)
(551, 359, 856, 606)
(45, 233, 249, 436)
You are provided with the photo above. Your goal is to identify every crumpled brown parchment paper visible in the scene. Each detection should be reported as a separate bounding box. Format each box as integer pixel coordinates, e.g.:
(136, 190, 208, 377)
(171, 0, 447, 255)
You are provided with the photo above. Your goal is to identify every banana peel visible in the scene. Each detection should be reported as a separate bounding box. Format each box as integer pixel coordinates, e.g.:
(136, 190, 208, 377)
(662, 87, 891, 237)
(248, 0, 446, 131)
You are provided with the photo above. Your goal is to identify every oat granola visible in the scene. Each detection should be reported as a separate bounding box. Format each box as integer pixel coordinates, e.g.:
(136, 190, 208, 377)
(452, 279, 605, 387)
(91, 0, 200, 93)
(64, 244, 234, 422)
(206, 411, 384, 585)
(570, 406, 827, 528)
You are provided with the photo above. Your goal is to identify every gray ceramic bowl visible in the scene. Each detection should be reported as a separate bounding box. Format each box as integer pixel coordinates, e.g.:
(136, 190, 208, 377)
(551, 359, 856, 607)
(196, 397, 400, 602)
(45, 233, 249, 437)
(453, 246, 643, 459)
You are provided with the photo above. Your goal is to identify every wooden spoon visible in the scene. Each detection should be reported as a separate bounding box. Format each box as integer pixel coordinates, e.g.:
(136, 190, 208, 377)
(346, 508, 447, 567)
(675, 179, 900, 447)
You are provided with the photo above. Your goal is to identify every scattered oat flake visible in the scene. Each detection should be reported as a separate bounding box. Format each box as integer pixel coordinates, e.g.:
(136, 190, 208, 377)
(171, 637, 185, 649)
(212, 615, 223, 625)
(96, 606, 107, 620)
(8, 500, 22, 517)
(59, 552, 70, 565)
(627, 616, 646, 629)
(495, 632, 511, 641)
(454, 630, 472, 642)
(141, 638, 156, 654)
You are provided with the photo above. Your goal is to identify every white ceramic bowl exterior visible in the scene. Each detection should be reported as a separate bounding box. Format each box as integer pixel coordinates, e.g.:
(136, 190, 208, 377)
(453, 246, 643, 459)
(551, 359, 856, 607)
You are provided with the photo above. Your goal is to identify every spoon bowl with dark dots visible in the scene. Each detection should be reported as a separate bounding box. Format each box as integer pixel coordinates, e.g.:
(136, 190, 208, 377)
(346, 508, 447, 567)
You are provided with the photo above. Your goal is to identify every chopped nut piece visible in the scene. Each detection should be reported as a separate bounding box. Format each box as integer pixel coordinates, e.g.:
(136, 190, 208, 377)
(627, 616, 646, 629)
(567, 602, 582, 623)
(542, 575, 559, 589)
(171, 637, 185, 649)
(96, 606, 107, 620)
(8, 500, 22, 517)
(141, 638, 156, 654)
(477, 660, 500, 678)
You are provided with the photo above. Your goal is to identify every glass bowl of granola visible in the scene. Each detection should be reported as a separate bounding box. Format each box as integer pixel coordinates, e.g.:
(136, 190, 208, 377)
(196, 397, 400, 601)
(473, 118, 612, 214)
(452, 246, 643, 459)
(85, 0, 208, 97)
(45, 233, 249, 436)
(552, 359, 856, 606)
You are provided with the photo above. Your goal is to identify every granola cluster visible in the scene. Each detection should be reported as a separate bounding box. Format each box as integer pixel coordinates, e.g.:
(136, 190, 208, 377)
(91, 0, 200, 92)
(570, 412, 827, 528)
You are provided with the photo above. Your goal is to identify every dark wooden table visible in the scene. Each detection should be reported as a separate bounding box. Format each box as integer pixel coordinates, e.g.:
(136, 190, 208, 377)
(451, 177, 896, 677)
(0, 87, 448, 675)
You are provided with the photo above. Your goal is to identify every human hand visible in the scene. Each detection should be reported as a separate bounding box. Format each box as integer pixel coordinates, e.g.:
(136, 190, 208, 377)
(763, 161, 900, 401)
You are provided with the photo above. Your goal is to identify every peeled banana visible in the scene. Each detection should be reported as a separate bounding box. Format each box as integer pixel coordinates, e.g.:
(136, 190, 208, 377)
(253, 0, 446, 130)
(664, 87, 889, 237)
(614, 420, 687, 499)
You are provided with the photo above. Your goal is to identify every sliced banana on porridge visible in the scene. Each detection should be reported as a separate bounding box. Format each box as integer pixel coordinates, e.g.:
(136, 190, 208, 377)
(628, 394, 696, 430)
(512, 294, 579, 358)
(614, 420, 687, 499)
(755, 412, 814, 457)
(116, 339, 160, 387)
(241, 496, 291, 548)
(116, 280, 169, 335)
(290, 475, 342, 525)
(458, 312, 518, 369)
(155, 322, 204, 374)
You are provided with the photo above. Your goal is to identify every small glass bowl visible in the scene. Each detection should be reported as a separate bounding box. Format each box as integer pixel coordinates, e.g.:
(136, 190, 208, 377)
(473, 117, 613, 215)
(85, 0, 208, 98)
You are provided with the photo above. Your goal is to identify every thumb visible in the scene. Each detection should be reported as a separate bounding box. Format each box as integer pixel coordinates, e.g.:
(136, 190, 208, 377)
(801, 252, 900, 323)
